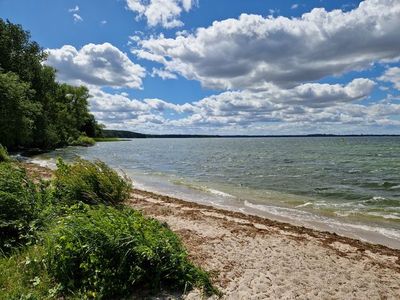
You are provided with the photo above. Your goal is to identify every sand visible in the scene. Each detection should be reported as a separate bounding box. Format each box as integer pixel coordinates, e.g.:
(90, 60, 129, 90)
(128, 189, 400, 299)
(24, 162, 400, 299)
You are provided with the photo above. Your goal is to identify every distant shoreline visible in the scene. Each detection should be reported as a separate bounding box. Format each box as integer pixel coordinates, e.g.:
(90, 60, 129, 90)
(103, 129, 400, 139)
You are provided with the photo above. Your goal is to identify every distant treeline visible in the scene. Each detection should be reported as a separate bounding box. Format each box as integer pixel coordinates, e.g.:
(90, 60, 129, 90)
(104, 130, 400, 139)
(0, 19, 103, 150)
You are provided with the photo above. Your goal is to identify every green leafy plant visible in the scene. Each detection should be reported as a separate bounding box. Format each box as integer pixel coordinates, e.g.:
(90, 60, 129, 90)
(0, 145, 10, 162)
(0, 163, 39, 253)
(45, 204, 215, 298)
(0, 160, 217, 299)
(53, 159, 132, 206)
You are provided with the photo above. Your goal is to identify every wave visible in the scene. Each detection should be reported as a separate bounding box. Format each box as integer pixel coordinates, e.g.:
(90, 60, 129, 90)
(243, 200, 400, 241)
(171, 179, 235, 198)
(28, 158, 57, 169)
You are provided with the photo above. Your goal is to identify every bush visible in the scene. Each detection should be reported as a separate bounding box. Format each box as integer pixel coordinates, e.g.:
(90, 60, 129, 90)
(53, 159, 132, 206)
(45, 205, 214, 298)
(69, 135, 96, 147)
(0, 145, 10, 162)
(0, 163, 39, 253)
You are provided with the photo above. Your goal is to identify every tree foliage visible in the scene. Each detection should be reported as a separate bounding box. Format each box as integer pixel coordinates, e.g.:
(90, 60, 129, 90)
(0, 19, 102, 150)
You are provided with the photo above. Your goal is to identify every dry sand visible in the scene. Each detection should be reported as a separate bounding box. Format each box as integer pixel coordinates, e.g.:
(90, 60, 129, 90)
(24, 163, 400, 299)
(128, 189, 400, 299)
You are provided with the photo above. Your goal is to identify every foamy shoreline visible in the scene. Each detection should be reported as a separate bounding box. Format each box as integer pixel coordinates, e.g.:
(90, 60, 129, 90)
(23, 161, 400, 299)
(26, 156, 400, 249)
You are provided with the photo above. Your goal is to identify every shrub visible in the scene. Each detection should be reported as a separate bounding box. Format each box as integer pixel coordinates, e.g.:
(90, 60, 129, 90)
(0, 163, 39, 253)
(45, 205, 214, 298)
(53, 159, 132, 206)
(0, 145, 10, 162)
(69, 135, 96, 147)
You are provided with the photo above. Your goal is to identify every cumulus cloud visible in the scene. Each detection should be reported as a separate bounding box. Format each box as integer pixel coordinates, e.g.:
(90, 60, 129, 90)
(378, 67, 400, 90)
(85, 77, 400, 135)
(151, 68, 178, 79)
(135, 0, 400, 90)
(173, 79, 376, 126)
(126, 0, 197, 28)
(45, 43, 146, 89)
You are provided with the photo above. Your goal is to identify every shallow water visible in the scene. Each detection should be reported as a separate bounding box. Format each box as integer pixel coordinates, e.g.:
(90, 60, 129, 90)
(32, 137, 400, 248)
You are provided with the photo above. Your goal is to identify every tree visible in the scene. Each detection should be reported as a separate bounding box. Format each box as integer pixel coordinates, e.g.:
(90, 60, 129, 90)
(0, 72, 41, 148)
(0, 19, 103, 150)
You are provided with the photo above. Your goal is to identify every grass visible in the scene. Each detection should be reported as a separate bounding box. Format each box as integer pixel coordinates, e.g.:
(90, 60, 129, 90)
(0, 245, 59, 300)
(53, 159, 132, 206)
(0, 159, 217, 299)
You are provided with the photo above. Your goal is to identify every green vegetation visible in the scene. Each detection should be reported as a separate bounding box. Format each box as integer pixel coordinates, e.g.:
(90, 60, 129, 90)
(94, 137, 128, 142)
(0, 245, 58, 299)
(46, 205, 214, 298)
(0, 145, 10, 162)
(53, 159, 132, 206)
(69, 135, 96, 147)
(0, 19, 103, 150)
(0, 158, 216, 299)
(0, 163, 40, 253)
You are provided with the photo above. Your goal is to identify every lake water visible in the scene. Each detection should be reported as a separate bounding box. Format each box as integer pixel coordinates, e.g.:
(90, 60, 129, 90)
(32, 137, 400, 248)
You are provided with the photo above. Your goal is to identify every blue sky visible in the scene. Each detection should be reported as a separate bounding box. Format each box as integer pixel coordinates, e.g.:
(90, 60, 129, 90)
(1, 0, 399, 134)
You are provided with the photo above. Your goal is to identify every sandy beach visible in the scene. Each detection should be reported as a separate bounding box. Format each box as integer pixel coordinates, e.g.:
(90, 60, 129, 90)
(25, 163, 400, 299)
(128, 189, 400, 299)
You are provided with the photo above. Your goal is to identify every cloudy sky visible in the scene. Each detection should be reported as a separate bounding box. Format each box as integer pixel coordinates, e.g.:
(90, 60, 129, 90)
(1, 0, 400, 134)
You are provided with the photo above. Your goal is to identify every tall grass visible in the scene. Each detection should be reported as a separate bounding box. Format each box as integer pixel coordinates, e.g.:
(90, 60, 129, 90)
(53, 159, 132, 206)
(0, 245, 58, 299)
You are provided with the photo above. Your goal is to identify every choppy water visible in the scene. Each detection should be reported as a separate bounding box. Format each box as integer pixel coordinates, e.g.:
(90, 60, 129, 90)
(32, 137, 400, 248)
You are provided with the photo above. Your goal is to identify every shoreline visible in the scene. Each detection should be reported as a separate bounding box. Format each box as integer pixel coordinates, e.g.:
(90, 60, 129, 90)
(130, 175, 400, 250)
(25, 160, 400, 250)
(128, 188, 400, 258)
(23, 162, 400, 298)
(25, 151, 400, 250)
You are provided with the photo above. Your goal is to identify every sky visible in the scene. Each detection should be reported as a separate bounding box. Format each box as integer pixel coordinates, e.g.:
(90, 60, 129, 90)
(1, 0, 400, 135)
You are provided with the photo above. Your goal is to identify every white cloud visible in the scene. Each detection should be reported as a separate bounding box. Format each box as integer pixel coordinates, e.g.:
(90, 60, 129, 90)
(151, 68, 178, 79)
(72, 13, 83, 23)
(68, 5, 79, 13)
(85, 77, 400, 135)
(100, 20, 107, 25)
(126, 0, 197, 28)
(378, 67, 400, 90)
(291, 4, 299, 9)
(136, 0, 400, 90)
(45, 43, 146, 89)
